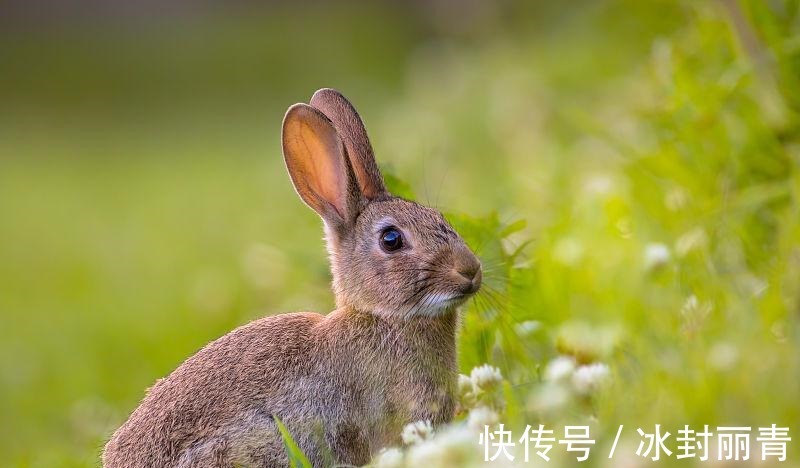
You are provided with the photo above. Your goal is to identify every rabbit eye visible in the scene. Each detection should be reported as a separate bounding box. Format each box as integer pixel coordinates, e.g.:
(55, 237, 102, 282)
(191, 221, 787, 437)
(380, 227, 404, 253)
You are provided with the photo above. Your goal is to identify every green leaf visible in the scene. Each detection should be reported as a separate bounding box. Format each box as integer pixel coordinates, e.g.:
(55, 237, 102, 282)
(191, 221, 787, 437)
(274, 417, 312, 468)
(499, 219, 527, 238)
(507, 239, 533, 262)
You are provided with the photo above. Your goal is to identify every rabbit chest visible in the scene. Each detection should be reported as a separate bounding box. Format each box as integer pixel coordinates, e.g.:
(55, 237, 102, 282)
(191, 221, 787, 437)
(319, 309, 459, 449)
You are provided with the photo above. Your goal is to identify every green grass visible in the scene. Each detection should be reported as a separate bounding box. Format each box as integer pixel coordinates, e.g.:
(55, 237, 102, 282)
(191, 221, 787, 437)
(1, 0, 798, 466)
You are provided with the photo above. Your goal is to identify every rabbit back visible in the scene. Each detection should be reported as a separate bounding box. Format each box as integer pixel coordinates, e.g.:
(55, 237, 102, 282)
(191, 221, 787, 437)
(103, 312, 326, 467)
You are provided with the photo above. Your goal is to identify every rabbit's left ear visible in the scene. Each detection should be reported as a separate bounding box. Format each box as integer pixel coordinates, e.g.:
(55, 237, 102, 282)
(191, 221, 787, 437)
(282, 103, 359, 228)
(310, 88, 387, 200)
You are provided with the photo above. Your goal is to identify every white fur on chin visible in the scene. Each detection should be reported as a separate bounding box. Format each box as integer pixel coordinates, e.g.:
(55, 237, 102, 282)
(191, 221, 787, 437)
(409, 292, 468, 318)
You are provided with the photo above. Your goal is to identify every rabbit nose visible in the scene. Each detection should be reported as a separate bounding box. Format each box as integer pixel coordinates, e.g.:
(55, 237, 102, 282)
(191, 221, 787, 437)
(456, 260, 482, 294)
(457, 263, 479, 281)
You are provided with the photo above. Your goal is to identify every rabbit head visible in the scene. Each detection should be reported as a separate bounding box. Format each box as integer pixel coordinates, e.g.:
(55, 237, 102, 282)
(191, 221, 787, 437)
(282, 88, 481, 318)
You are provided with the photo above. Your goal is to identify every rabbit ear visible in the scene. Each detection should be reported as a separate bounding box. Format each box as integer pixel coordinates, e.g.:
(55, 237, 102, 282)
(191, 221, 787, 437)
(282, 103, 358, 227)
(310, 88, 387, 200)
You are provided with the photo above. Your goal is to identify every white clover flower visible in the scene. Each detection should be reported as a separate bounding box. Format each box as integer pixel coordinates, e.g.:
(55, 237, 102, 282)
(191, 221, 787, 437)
(532, 381, 571, 412)
(401, 420, 434, 446)
(572, 363, 610, 395)
(456, 374, 477, 408)
(457, 374, 474, 395)
(467, 406, 499, 432)
(374, 447, 405, 468)
(406, 426, 477, 466)
(405, 440, 443, 466)
(544, 355, 576, 382)
(470, 364, 503, 392)
(643, 243, 671, 271)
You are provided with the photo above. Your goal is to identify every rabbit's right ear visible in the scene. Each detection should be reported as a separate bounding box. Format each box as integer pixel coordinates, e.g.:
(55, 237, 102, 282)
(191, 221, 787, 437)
(282, 104, 357, 228)
(310, 88, 387, 200)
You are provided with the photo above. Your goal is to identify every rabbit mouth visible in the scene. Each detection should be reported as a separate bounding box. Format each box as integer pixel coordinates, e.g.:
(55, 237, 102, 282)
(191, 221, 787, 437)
(412, 290, 475, 316)
(451, 288, 480, 305)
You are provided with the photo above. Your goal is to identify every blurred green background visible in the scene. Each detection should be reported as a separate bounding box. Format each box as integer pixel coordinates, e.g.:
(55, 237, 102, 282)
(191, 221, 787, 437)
(1, 0, 799, 466)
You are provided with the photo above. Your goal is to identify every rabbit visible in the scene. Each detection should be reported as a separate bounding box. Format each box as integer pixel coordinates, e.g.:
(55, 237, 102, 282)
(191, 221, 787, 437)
(102, 88, 482, 468)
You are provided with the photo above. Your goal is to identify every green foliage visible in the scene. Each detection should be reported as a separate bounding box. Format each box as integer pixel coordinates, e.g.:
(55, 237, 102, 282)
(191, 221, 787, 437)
(274, 417, 312, 468)
(381, 168, 417, 201)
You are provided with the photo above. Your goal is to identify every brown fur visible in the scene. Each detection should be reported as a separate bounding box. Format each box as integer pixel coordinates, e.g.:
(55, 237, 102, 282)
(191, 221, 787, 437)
(103, 89, 481, 467)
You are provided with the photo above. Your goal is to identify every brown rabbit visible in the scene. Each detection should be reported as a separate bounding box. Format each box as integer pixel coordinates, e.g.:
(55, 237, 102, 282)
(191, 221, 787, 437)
(102, 88, 482, 467)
